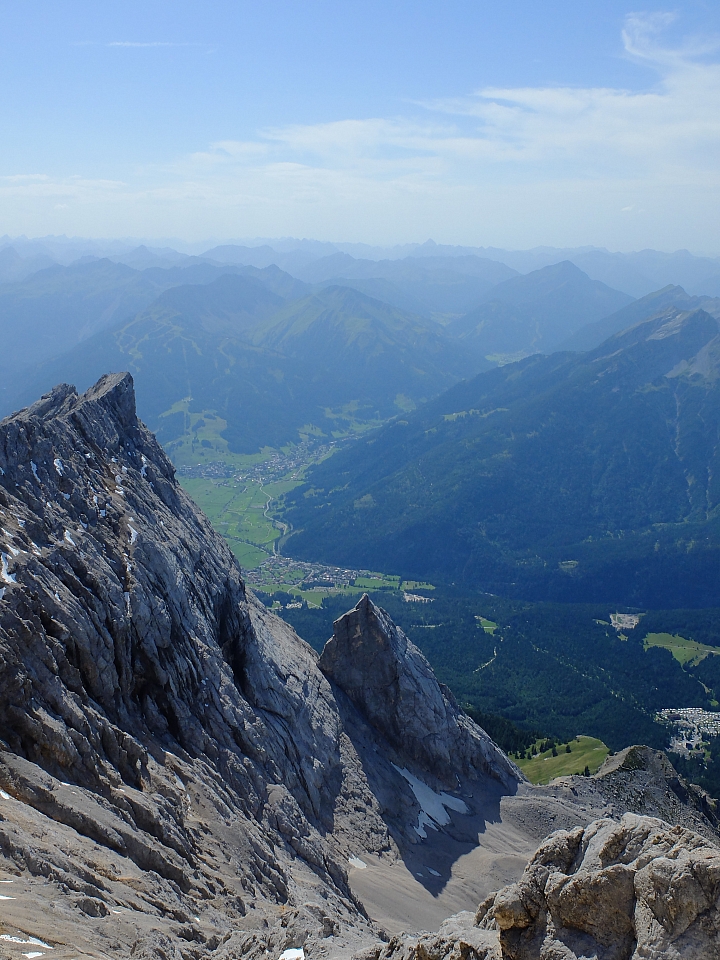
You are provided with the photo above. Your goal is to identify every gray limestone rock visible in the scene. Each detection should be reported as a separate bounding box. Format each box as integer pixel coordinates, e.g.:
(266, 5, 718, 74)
(319, 594, 521, 790)
(477, 812, 720, 959)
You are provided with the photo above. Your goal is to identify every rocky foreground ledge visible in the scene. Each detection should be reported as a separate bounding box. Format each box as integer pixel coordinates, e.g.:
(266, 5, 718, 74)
(369, 813, 720, 960)
(0, 374, 717, 960)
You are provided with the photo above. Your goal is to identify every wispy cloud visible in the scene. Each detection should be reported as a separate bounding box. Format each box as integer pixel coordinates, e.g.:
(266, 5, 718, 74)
(107, 41, 192, 48)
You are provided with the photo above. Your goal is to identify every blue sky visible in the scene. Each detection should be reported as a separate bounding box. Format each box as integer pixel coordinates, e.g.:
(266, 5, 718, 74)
(2, 2, 720, 250)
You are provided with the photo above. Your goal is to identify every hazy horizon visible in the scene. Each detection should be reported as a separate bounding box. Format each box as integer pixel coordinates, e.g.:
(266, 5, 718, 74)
(3, 234, 720, 260)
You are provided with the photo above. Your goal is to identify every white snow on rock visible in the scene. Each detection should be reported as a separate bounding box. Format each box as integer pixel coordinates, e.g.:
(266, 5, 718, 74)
(1, 554, 17, 584)
(63, 531, 76, 546)
(1, 935, 52, 949)
(392, 765, 468, 839)
(129, 526, 138, 545)
(53, 458, 64, 476)
(277, 950, 304, 960)
(30, 461, 39, 481)
(348, 856, 367, 869)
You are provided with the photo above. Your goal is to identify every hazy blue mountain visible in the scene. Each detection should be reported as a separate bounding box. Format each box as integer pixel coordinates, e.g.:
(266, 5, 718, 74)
(0, 245, 56, 283)
(283, 305, 720, 607)
(249, 285, 484, 404)
(12, 279, 484, 452)
(559, 285, 714, 352)
(109, 244, 192, 269)
(316, 276, 432, 316)
(294, 253, 517, 318)
(446, 260, 633, 358)
(201, 243, 319, 276)
(0, 259, 164, 383)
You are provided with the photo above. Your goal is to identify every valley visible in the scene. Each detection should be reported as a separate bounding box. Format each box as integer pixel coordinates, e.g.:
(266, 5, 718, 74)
(2, 235, 720, 958)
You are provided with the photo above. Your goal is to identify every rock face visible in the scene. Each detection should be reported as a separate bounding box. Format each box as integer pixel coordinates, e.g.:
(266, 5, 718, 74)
(374, 813, 720, 960)
(319, 594, 520, 789)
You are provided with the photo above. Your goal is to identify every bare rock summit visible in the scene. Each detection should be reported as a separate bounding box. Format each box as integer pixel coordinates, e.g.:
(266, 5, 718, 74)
(319, 594, 520, 790)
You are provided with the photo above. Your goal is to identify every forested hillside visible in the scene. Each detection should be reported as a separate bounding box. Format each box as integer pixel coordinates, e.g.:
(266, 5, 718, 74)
(283, 305, 720, 606)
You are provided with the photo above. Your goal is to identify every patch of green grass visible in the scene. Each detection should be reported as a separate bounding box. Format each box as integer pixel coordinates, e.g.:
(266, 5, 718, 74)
(475, 616, 498, 634)
(643, 632, 720, 667)
(179, 474, 303, 570)
(517, 736, 610, 784)
(354, 575, 401, 589)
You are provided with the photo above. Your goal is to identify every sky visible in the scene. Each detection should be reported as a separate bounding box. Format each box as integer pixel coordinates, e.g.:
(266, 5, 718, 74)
(1, 1, 720, 251)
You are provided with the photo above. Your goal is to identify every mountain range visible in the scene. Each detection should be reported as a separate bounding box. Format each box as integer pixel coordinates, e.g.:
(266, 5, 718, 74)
(7, 244, 715, 457)
(446, 260, 632, 358)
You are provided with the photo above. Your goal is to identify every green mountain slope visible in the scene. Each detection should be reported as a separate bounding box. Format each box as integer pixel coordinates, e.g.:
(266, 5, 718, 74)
(447, 260, 634, 358)
(283, 306, 720, 606)
(15, 280, 485, 453)
(249, 285, 483, 406)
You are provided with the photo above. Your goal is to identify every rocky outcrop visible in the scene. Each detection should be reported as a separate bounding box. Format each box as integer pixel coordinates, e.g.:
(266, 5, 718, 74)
(0, 374, 718, 960)
(319, 594, 520, 790)
(374, 813, 720, 959)
(480, 812, 720, 959)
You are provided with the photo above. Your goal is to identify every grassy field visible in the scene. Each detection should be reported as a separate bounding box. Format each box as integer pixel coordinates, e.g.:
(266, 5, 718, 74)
(180, 475, 300, 569)
(476, 616, 498, 634)
(517, 736, 610, 784)
(643, 632, 720, 667)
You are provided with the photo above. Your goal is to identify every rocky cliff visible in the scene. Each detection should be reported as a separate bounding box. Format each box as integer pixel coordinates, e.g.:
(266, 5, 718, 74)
(0, 374, 716, 960)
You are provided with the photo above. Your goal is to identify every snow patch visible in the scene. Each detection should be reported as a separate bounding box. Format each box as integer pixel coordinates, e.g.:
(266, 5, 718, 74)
(30, 461, 39, 481)
(425, 867, 441, 877)
(140, 455, 148, 477)
(392, 765, 468, 839)
(1, 555, 17, 584)
(53, 458, 64, 477)
(62, 493, 70, 501)
(278, 951, 304, 960)
(348, 856, 367, 869)
(0, 790, 11, 800)
(129, 526, 138, 545)
(63, 530, 75, 546)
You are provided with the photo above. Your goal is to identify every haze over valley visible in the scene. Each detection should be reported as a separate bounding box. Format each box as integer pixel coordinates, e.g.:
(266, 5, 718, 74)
(3, 5, 720, 958)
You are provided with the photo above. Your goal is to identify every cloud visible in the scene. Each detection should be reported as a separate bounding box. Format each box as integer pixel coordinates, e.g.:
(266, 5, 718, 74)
(107, 41, 192, 48)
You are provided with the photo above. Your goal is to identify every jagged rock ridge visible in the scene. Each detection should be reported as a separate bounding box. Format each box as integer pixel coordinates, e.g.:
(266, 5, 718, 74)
(0, 373, 522, 959)
(319, 594, 520, 789)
